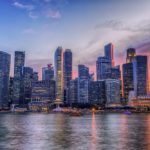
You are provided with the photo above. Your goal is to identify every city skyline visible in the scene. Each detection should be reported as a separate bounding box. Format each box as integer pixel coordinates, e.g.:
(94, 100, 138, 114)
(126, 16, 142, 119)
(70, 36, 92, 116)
(1, 0, 150, 81)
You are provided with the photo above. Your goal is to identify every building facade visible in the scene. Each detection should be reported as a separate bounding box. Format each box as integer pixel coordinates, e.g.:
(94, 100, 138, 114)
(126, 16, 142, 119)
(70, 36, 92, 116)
(105, 79, 121, 106)
(104, 43, 115, 67)
(42, 64, 54, 81)
(54, 47, 64, 105)
(13, 51, 25, 105)
(88, 80, 106, 106)
(96, 57, 111, 80)
(133, 56, 148, 96)
(0, 51, 11, 108)
(32, 80, 55, 102)
(78, 65, 89, 103)
(63, 49, 72, 104)
(126, 48, 136, 63)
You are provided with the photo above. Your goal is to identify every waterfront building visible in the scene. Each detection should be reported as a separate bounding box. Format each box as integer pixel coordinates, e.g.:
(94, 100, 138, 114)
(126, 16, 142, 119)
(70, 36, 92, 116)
(96, 56, 111, 80)
(31, 80, 55, 102)
(133, 56, 148, 96)
(78, 64, 90, 103)
(123, 63, 134, 100)
(105, 79, 121, 106)
(54, 47, 64, 105)
(104, 43, 115, 67)
(13, 51, 25, 105)
(126, 48, 136, 63)
(63, 49, 72, 104)
(68, 78, 78, 105)
(42, 64, 54, 80)
(0, 51, 11, 108)
(88, 80, 106, 106)
(23, 67, 33, 105)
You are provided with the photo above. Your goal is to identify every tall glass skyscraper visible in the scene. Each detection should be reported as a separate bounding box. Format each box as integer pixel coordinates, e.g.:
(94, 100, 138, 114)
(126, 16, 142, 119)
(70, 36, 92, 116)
(13, 51, 25, 105)
(54, 47, 64, 105)
(42, 64, 54, 81)
(104, 43, 115, 67)
(126, 48, 136, 63)
(78, 64, 89, 103)
(96, 56, 111, 80)
(63, 49, 72, 104)
(0, 51, 11, 108)
(133, 56, 148, 96)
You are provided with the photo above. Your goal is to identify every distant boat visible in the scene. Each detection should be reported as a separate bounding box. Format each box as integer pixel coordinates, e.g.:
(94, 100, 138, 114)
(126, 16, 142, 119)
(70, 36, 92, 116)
(124, 110, 132, 115)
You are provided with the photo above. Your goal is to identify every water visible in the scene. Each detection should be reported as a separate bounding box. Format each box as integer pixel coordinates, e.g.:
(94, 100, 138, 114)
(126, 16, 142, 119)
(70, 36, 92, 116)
(0, 113, 150, 150)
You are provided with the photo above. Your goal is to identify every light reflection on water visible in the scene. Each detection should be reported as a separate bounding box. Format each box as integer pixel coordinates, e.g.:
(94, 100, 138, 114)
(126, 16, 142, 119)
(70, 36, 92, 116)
(0, 113, 150, 150)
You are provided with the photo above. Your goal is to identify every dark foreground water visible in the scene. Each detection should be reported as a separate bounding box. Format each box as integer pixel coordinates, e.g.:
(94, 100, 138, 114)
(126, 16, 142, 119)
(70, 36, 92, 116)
(0, 113, 150, 150)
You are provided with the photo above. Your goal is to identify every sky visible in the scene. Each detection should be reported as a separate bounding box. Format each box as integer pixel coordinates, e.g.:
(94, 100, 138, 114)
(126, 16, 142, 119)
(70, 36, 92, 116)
(1, 0, 150, 80)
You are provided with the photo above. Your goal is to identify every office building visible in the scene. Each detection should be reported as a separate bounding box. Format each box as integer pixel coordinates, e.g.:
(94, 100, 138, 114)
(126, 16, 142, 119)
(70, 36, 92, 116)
(105, 79, 121, 106)
(88, 80, 106, 106)
(42, 64, 54, 80)
(123, 63, 134, 100)
(13, 51, 25, 105)
(0, 51, 11, 108)
(104, 43, 115, 67)
(126, 48, 136, 63)
(63, 49, 72, 104)
(78, 64, 89, 103)
(133, 56, 148, 96)
(96, 57, 111, 80)
(54, 47, 64, 105)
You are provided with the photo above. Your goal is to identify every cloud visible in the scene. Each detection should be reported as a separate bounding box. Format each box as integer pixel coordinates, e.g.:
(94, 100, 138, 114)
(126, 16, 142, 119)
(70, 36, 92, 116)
(13, 2, 34, 11)
(96, 19, 150, 33)
(22, 28, 35, 34)
(45, 10, 61, 19)
(29, 12, 39, 19)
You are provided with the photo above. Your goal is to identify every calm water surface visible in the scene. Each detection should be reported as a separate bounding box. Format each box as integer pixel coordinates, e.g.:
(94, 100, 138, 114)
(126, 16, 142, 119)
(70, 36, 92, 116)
(0, 113, 150, 150)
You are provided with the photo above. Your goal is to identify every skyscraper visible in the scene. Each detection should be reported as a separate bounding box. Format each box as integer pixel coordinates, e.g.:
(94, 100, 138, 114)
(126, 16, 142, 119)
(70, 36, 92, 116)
(0, 51, 11, 108)
(63, 49, 72, 104)
(133, 56, 148, 96)
(123, 63, 134, 99)
(126, 48, 136, 63)
(105, 79, 121, 106)
(23, 67, 33, 105)
(42, 64, 54, 81)
(104, 43, 115, 67)
(54, 47, 64, 105)
(96, 57, 111, 80)
(78, 64, 89, 103)
(13, 51, 25, 105)
(88, 80, 106, 106)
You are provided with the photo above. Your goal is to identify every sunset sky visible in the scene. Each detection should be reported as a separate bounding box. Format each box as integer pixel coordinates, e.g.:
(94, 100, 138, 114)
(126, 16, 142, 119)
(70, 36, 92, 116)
(0, 0, 150, 79)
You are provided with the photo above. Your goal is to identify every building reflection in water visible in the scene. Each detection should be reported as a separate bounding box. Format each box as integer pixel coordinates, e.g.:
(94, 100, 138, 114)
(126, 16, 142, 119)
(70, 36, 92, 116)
(91, 112, 97, 150)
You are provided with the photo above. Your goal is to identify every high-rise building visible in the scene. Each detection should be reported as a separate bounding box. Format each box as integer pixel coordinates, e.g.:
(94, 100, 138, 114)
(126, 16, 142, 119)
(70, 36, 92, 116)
(96, 57, 111, 80)
(123, 63, 134, 99)
(106, 65, 121, 79)
(0, 51, 11, 108)
(42, 64, 54, 81)
(54, 47, 64, 105)
(88, 80, 106, 106)
(133, 56, 148, 96)
(23, 67, 33, 105)
(69, 78, 78, 105)
(78, 64, 89, 103)
(105, 79, 121, 106)
(9, 77, 14, 106)
(63, 49, 72, 104)
(104, 43, 115, 67)
(13, 51, 25, 105)
(126, 48, 136, 63)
